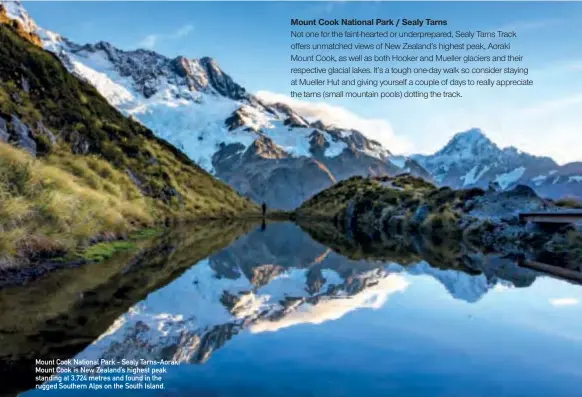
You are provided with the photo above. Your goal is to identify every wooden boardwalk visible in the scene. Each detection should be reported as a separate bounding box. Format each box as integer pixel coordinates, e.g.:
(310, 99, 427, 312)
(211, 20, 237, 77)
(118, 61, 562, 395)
(517, 210, 582, 282)
(519, 210, 582, 224)
(520, 259, 582, 284)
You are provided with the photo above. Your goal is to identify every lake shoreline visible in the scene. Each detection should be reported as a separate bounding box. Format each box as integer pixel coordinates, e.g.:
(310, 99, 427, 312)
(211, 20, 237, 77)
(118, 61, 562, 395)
(296, 175, 582, 273)
(0, 214, 280, 290)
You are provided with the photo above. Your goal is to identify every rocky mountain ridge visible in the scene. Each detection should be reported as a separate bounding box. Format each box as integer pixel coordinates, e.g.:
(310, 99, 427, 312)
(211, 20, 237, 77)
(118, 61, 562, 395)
(297, 174, 582, 272)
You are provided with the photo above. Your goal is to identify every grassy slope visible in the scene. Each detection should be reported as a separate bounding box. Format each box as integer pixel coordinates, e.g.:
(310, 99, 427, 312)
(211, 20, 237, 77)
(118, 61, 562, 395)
(555, 196, 582, 209)
(0, 21, 257, 265)
(296, 175, 483, 237)
(296, 175, 435, 218)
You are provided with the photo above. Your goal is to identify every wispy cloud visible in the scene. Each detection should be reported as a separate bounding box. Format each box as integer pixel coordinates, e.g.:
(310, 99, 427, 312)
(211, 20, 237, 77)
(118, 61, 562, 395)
(520, 95, 582, 117)
(549, 298, 579, 307)
(256, 91, 413, 154)
(138, 24, 193, 50)
(304, 1, 347, 16)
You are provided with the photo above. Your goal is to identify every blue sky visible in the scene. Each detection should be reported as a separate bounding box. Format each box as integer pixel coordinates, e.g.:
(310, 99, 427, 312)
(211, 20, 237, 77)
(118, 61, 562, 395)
(24, 1, 582, 164)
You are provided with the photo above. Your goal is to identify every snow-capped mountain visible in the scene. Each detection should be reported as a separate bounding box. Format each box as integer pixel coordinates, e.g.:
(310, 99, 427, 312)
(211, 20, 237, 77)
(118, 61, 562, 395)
(1, 0, 428, 209)
(72, 222, 519, 366)
(413, 128, 582, 199)
(76, 259, 406, 364)
(6, 1, 575, 202)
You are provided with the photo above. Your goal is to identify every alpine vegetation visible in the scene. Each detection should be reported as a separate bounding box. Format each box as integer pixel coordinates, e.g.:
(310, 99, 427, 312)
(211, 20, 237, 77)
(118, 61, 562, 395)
(0, 8, 256, 267)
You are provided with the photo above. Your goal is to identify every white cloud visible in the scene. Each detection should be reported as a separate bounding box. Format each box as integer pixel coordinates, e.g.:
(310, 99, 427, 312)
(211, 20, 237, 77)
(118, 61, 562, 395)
(174, 25, 194, 37)
(138, 34, 158, 49)
(474, 101, 582, 165)
(138, 24, 193, 50)
(256, 91, 413, 154)
(549, 298, 579, 307)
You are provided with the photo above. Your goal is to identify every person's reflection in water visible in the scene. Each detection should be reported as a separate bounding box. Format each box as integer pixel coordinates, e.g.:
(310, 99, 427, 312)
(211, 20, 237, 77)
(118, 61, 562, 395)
(260, 201, 267, 231)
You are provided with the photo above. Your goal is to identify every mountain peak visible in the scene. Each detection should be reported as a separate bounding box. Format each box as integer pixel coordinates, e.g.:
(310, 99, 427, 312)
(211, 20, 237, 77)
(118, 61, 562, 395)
(450, 128, 490, 145)
(199, 56, 219, 67)
(198, 56, 247, 101)
(436, 128, 499, 160)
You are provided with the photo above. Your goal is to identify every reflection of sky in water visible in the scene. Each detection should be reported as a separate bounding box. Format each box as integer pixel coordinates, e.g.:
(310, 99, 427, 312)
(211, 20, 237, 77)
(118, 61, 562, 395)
(167, 274, 581, 397)
(23, 224, 582, 397)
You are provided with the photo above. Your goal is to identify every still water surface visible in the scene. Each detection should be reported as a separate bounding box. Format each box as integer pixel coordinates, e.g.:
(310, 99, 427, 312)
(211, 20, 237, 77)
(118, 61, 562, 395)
(10, 222, 582, 396)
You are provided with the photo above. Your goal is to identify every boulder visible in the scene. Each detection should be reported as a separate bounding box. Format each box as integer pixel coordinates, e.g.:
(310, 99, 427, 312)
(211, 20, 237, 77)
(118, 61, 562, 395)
(412, 205, 430, 225)
(11, 115, 36, 156)
(488, 181, 501, 192)
(507, 184, 538, 198)
(21, 76, 30, 93)
(37, 121, 57, 144)
(0, 117, 9, 143)
(66, 130, 90, 154)
(386, 215, 406, 234)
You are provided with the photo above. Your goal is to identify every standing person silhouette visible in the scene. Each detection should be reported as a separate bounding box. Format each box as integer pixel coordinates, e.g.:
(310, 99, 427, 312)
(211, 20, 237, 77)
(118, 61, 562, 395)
(261, 202, 267, 217)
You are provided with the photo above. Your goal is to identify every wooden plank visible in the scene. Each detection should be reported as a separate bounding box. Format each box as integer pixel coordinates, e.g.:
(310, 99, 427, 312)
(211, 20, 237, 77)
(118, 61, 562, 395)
(520, 211, 582, 216)
(521, 215, 582, 224)
(520, 260, 582, 283)
(519, 211, 582, 224)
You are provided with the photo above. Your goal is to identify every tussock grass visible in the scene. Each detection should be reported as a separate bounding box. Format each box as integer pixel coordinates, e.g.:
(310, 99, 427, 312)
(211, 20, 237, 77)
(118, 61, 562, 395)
(297, 176, 421, 220)
(0, 220, 257, 366)
(420, 205, 462, 240)
(0, 142, 154, 265)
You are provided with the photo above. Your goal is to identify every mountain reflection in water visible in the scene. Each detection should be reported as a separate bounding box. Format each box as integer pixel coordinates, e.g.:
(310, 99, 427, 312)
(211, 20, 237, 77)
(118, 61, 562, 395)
(12, 221, 582, 397)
